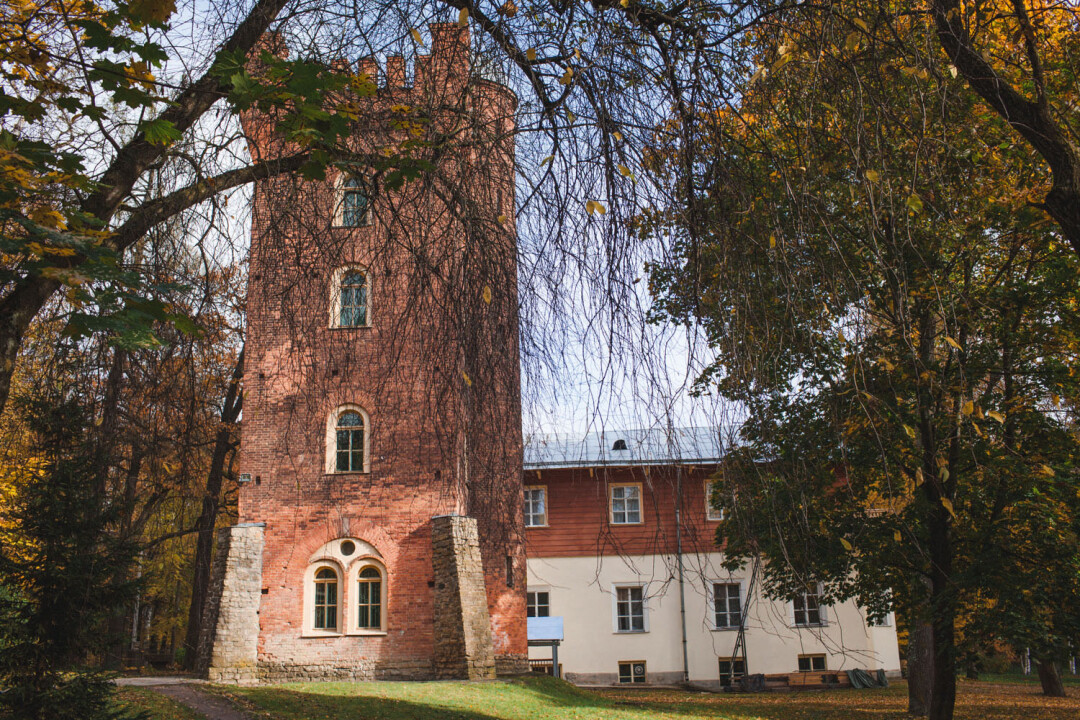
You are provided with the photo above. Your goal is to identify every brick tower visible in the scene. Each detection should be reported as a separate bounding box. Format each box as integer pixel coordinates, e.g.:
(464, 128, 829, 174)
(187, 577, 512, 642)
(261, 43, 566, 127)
(197, 24, 526, 683)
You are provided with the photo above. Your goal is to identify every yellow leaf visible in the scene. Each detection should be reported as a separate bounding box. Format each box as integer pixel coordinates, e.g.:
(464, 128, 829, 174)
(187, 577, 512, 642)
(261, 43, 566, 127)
(907, 194, 924, 213)
(482, 286, 492, 304)
(769, 234, 776, 248)
(865, 169, 880, 182)
(499, 0, 518, 16)
(1040, 464, 1055, 477)
(915, 467, 925, 483)
(617, 164, 632, 177)
(941, 497, 956, 520)
(893, 530, 902, 542)
(749, 65, 766, 85)
(904, 424, 916, 439)
(596, 202, 607, 215)
(838, 329, 846, 343)
(560, 67, 573, 85)
(620, 0, 629, 7)
(613, 131, 623, 141)
(458, 7, 469, 26)
(526, 48, 537, 62)
(410, 28, 424, 45)
(853, 17, 869, 32)
(840, 538, 852, 551)
(540, 155, 554, 166)
(1052, 393, 1061, 406)
(463, 371, 472, 386)
(844, 31, 861, 52)
(944, 336, 961, 350)
(972, 423, 983, 437)
(948, 65, 958, 78)
(987, 410, 1005, 423)
(962, 400, 973, 416)
(586, 200, 596, 215)
(497, 214, 507, 224)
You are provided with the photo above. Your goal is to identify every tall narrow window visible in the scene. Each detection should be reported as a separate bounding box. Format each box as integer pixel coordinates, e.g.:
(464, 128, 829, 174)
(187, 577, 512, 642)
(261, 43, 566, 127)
(524, 486, 547, 527)
(713, 583, 742, 629)
(336, 411, 365, 472)
(610, 484, 641, 524)
(356, 566, 382, 629)
(615, 586, 645, 632)
(313, 567, 338, 630)
(339, 270, 367, 327)
(341, 176, 369, 227)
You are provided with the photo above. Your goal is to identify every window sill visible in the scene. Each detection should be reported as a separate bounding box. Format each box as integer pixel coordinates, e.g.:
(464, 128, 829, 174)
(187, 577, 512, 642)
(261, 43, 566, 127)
(610, 522, 644, 527)
(346, 630, 387, 637)
(613, 629, 648, 635)
(525, 524, 549, 529)
(793, 624, 828, 629)
(326, 471, 371, 476)
(301, 630, 343, 638)
(328, 324, 372, 330)
(712, 626, 740, 632)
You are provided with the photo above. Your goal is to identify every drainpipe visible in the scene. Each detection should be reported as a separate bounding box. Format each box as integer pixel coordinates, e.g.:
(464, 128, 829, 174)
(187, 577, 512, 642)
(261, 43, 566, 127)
(676, 464, 689, 685)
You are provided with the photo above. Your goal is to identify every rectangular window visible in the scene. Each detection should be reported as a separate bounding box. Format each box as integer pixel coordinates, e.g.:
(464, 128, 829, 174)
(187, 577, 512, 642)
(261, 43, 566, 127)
(705, 479, 724, 521)
(340, 177, 369, 227)
(615, 586, 645, 632)
(793, 584, 825, 627)
(524, 486, 547, 527)
(713, 583, 741, 629)
(718, 657, 746, 687)
(618, 661, 647, 684)
(610, 484, 641, 525)
(527, 591, 550, 618)
(798, 654, 827, 672)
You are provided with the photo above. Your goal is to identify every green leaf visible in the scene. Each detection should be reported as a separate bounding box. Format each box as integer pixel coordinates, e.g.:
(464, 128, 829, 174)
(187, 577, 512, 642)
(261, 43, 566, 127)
(141, 118, 181, 146)
(907, 194, 924, 213)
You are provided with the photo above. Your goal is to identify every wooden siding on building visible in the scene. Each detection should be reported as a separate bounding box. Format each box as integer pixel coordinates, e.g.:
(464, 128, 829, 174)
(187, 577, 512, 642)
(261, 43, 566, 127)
(523, 465, 724, 558)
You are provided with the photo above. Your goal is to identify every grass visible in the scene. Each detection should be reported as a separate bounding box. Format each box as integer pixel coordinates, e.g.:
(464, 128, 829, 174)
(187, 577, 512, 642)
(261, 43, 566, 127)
(113, 686, 206, 720)
(203, 674, 1080, 720)
(973, 672, 1080, 687)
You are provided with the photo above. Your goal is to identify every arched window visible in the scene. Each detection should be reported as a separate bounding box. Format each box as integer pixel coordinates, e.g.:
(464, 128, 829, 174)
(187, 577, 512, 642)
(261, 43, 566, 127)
(335, 411, 365, 472)
(356, 566, 383, 629)
(340, 176, 369, 227)
(313, 567, 338, 630)
(339, 270, 367, 327)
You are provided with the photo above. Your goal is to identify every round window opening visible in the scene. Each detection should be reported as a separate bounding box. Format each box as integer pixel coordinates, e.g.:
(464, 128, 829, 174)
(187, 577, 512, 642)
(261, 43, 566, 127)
(340, 540, 356, 556)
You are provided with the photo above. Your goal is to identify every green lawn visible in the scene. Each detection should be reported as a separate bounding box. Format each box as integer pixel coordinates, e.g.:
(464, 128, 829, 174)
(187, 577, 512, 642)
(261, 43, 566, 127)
(203, 675, 1080, 720)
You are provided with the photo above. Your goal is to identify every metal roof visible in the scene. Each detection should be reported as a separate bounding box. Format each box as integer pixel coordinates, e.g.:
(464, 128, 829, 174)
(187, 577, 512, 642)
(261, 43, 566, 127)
(523, 426, 726, 470)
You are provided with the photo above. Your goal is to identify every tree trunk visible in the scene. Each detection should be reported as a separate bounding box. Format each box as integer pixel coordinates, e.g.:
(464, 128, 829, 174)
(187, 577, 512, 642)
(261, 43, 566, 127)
(927, 504, 957, 720)
(907, 611, 934, 716)
(1037, 660, 1067, 698)
(182, 349, 244, 670)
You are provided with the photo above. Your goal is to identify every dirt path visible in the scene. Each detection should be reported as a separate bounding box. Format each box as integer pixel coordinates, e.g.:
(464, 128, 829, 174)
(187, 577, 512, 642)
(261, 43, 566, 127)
(116, 678, 253, 720)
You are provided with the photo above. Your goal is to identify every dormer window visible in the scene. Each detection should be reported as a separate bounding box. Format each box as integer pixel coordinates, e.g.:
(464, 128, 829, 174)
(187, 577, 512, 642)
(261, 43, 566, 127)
(612, 439, 628, 451)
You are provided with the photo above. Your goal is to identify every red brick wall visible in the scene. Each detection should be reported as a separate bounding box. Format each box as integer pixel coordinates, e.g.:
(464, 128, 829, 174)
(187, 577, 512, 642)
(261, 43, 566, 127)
(236, 24, 525, 678)
(524, 464, 724, 559)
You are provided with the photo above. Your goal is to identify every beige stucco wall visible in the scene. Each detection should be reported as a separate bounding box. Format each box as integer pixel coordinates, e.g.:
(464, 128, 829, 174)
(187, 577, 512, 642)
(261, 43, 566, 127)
(526, 553, 900, 686)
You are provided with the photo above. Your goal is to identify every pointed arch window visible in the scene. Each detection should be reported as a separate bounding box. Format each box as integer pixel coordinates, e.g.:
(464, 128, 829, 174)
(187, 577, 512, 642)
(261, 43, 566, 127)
(313, 567, 339, 630)
(336, 411, 365, 472)
(356, 566, 383, 629)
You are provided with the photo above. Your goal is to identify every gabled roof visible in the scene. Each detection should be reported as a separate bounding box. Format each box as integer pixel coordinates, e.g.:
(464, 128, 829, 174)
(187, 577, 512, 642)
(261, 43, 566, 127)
(523, 426, 725, 470)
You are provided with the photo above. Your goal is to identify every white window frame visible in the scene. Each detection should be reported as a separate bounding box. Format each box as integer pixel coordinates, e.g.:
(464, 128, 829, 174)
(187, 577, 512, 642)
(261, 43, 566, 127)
(705, 478, 725, 521)
(334, 173, 371, 228)
(524, 485, 548, 528)
(711, 581, 743, 630)
(326, 404, 371, 474)
(609, 483, 642, 525)
(526, 587, 551, 618)
(611, 583, 649, 633)
(347, 558, 388, 635)
(302, 561, 344, 637)
(790, 582, 828, 628)
(867, 610, 894, 628)
(329, 265, 371, 329)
